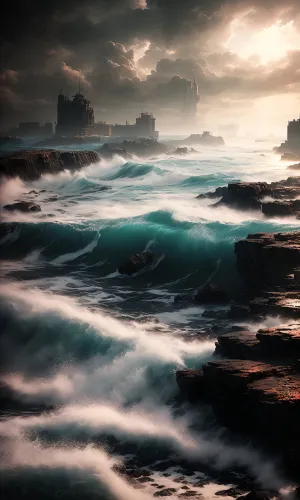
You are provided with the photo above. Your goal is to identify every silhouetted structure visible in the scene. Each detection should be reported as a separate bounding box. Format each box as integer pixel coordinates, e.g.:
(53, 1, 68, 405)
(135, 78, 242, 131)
(274, 116, 300, 155)
(87, 122, 112, 137)
(183, 77, 199, 122)
(56, 90, 94, 136)
(10, 122, 53, 137)
(111, 112, 159, 138)
(287, 117, 300, 148)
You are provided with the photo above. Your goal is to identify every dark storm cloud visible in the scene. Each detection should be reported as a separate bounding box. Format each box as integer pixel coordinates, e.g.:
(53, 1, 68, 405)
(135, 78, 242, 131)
(0, 0, 300, 128)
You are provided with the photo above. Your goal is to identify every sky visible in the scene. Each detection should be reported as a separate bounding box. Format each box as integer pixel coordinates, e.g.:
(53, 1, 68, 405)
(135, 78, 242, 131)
(1, 0, 300, 136)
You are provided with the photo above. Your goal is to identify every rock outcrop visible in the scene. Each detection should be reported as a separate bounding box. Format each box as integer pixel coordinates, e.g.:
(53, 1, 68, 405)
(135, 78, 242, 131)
(197, 177, 300, 217)
(118, 251, 154, 275)
(183, 132, 225, 146)
(235, 231, 300, 288)
(171, 147, 198, 155)
(280, 152, 300, 161)
(3, 201, 41, 212)
(177, 229, 300, 480)
(99, 139, 167, 158)
(177, 324, 300, 476)
(98, 143, 132, 160)
(0, 149, 100, 180)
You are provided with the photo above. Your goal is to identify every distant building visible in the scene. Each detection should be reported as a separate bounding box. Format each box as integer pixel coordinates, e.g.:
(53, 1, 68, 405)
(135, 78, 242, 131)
(287, 117, 300, 147)
(10, 121, 53, 137)
(56, 90, 94, 136)
(274, 115, 300, 155)
(183, 77, 199, 122)
(86, 122, 112, 137)
(111, 112, 159, 139)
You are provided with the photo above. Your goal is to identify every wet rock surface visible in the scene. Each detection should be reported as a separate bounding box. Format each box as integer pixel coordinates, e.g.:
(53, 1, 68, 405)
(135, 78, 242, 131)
(235, 231, 300, 288)
(177, 331, 300, 476)
(197, 177, 300, 217)
(177, 228, 300, 480)
(0, 149, 100, 180)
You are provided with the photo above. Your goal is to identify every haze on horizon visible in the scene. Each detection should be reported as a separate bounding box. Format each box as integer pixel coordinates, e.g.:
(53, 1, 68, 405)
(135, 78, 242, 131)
(1, 0, 300, 138)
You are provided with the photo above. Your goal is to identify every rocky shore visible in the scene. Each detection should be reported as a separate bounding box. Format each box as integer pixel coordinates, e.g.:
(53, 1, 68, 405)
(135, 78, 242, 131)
(197, 177, 300, 218)
(177, 229, 300, 483)
(0, 149, 100, 180)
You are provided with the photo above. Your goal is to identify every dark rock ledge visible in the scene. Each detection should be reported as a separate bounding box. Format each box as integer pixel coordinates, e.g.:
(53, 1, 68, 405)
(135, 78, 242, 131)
(177, 230, 300, 482)
(0, 149, 100, 181)
(197, 177, 300, 218)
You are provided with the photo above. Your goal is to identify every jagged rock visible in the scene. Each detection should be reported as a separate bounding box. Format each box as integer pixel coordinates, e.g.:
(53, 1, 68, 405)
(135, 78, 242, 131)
(176, 370, 205, 402)
(213, 182, 269, 210)
(215, 324, 300, 361)
(183, 132, 224, 146)
(256, 325, 300, 358)
(3, 201, 41, 212)
(197, 177, 300, 217)
(215, 331, 261, 360)
(178, 359, 300, 473)
(262, 199, 300, 217)
(174, 147, 189, 155)
(235, 231, 300, 288)
(196, 186, 228, 199)
(98, 143, 132, 159)
(0, 149, 100, 180)
(280, 152, 300, 162)
(249, 291, 300, 318)
(118, 251, 154, 275)
(100, 139, 167, 157)
(194, 283, 228, 304)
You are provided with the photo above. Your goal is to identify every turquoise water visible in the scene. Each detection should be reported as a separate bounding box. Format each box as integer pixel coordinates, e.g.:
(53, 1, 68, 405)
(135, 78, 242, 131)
(0, 143, 298, 499)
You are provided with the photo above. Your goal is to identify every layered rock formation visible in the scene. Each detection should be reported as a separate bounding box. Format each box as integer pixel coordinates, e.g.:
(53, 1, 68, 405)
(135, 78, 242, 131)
(177, 324, 300, 476)
(197, 177, 300, 217)
(235, 231, 300, 288)
(0, 149, 100, 180)
(177, 229, 300, 480)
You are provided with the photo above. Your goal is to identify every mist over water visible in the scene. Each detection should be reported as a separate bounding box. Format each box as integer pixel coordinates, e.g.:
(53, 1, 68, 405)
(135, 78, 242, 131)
(0, 142, 298, 499)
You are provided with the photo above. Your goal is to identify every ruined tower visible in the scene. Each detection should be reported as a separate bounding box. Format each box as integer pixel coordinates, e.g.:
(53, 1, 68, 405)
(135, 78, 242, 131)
(56, 89, 94, 136)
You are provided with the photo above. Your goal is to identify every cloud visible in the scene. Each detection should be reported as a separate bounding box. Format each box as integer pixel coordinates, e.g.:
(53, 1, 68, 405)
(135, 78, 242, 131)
(1, 0, 300, 131)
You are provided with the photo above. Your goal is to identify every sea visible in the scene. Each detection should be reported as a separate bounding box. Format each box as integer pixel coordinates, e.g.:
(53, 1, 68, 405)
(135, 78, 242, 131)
(0, 140, 299, 499)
